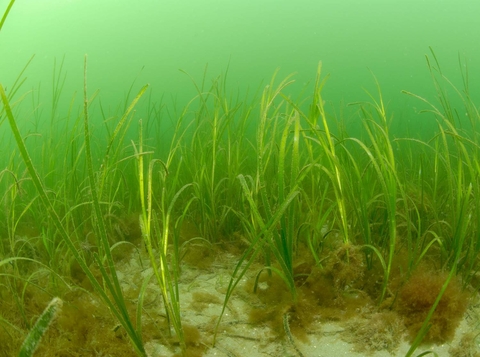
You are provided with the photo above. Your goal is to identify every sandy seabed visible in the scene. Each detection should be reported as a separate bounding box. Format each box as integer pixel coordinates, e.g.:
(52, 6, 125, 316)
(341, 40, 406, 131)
(114, 244, 480, 357)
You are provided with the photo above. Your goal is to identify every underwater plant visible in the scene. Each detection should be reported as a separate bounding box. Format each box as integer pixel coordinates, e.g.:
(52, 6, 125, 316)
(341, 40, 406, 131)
(18, 297, 62, 357)
(0, 58, 150, 355)
(135, 117, 194, 355)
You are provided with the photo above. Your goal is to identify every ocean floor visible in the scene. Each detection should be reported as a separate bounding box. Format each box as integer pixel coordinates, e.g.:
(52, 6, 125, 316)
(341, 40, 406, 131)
(111, 241, 480, 357)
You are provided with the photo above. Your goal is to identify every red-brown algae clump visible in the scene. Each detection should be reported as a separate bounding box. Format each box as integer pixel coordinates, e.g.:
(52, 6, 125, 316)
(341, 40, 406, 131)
(397, 268, 470, 344)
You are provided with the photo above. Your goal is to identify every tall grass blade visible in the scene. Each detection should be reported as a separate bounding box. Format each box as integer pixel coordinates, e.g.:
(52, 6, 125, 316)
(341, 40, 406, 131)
(0, 0, 15, 33)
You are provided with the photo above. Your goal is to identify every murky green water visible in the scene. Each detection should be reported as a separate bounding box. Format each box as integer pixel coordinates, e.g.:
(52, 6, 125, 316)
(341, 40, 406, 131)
(1, 0, 479, 134)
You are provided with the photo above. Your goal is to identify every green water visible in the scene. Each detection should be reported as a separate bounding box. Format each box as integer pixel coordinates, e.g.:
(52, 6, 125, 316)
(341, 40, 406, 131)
(2, 2, 480, 355)
(1, 0, 479, 131)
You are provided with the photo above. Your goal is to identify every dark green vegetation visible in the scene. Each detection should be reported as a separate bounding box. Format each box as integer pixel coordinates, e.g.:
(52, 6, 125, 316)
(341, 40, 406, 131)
(2, 3, 480, 356)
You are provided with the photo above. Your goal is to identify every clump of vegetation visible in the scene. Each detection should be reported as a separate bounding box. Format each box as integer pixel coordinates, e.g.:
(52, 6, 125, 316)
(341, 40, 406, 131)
(326, 243, 366, 293)
(397, 268, 469, 343)
(342, 311, 405, 354)
(449, 332, 480, 357)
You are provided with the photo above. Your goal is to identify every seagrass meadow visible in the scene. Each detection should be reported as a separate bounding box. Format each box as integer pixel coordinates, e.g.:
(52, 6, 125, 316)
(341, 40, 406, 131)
(2, 0, 480, 356)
